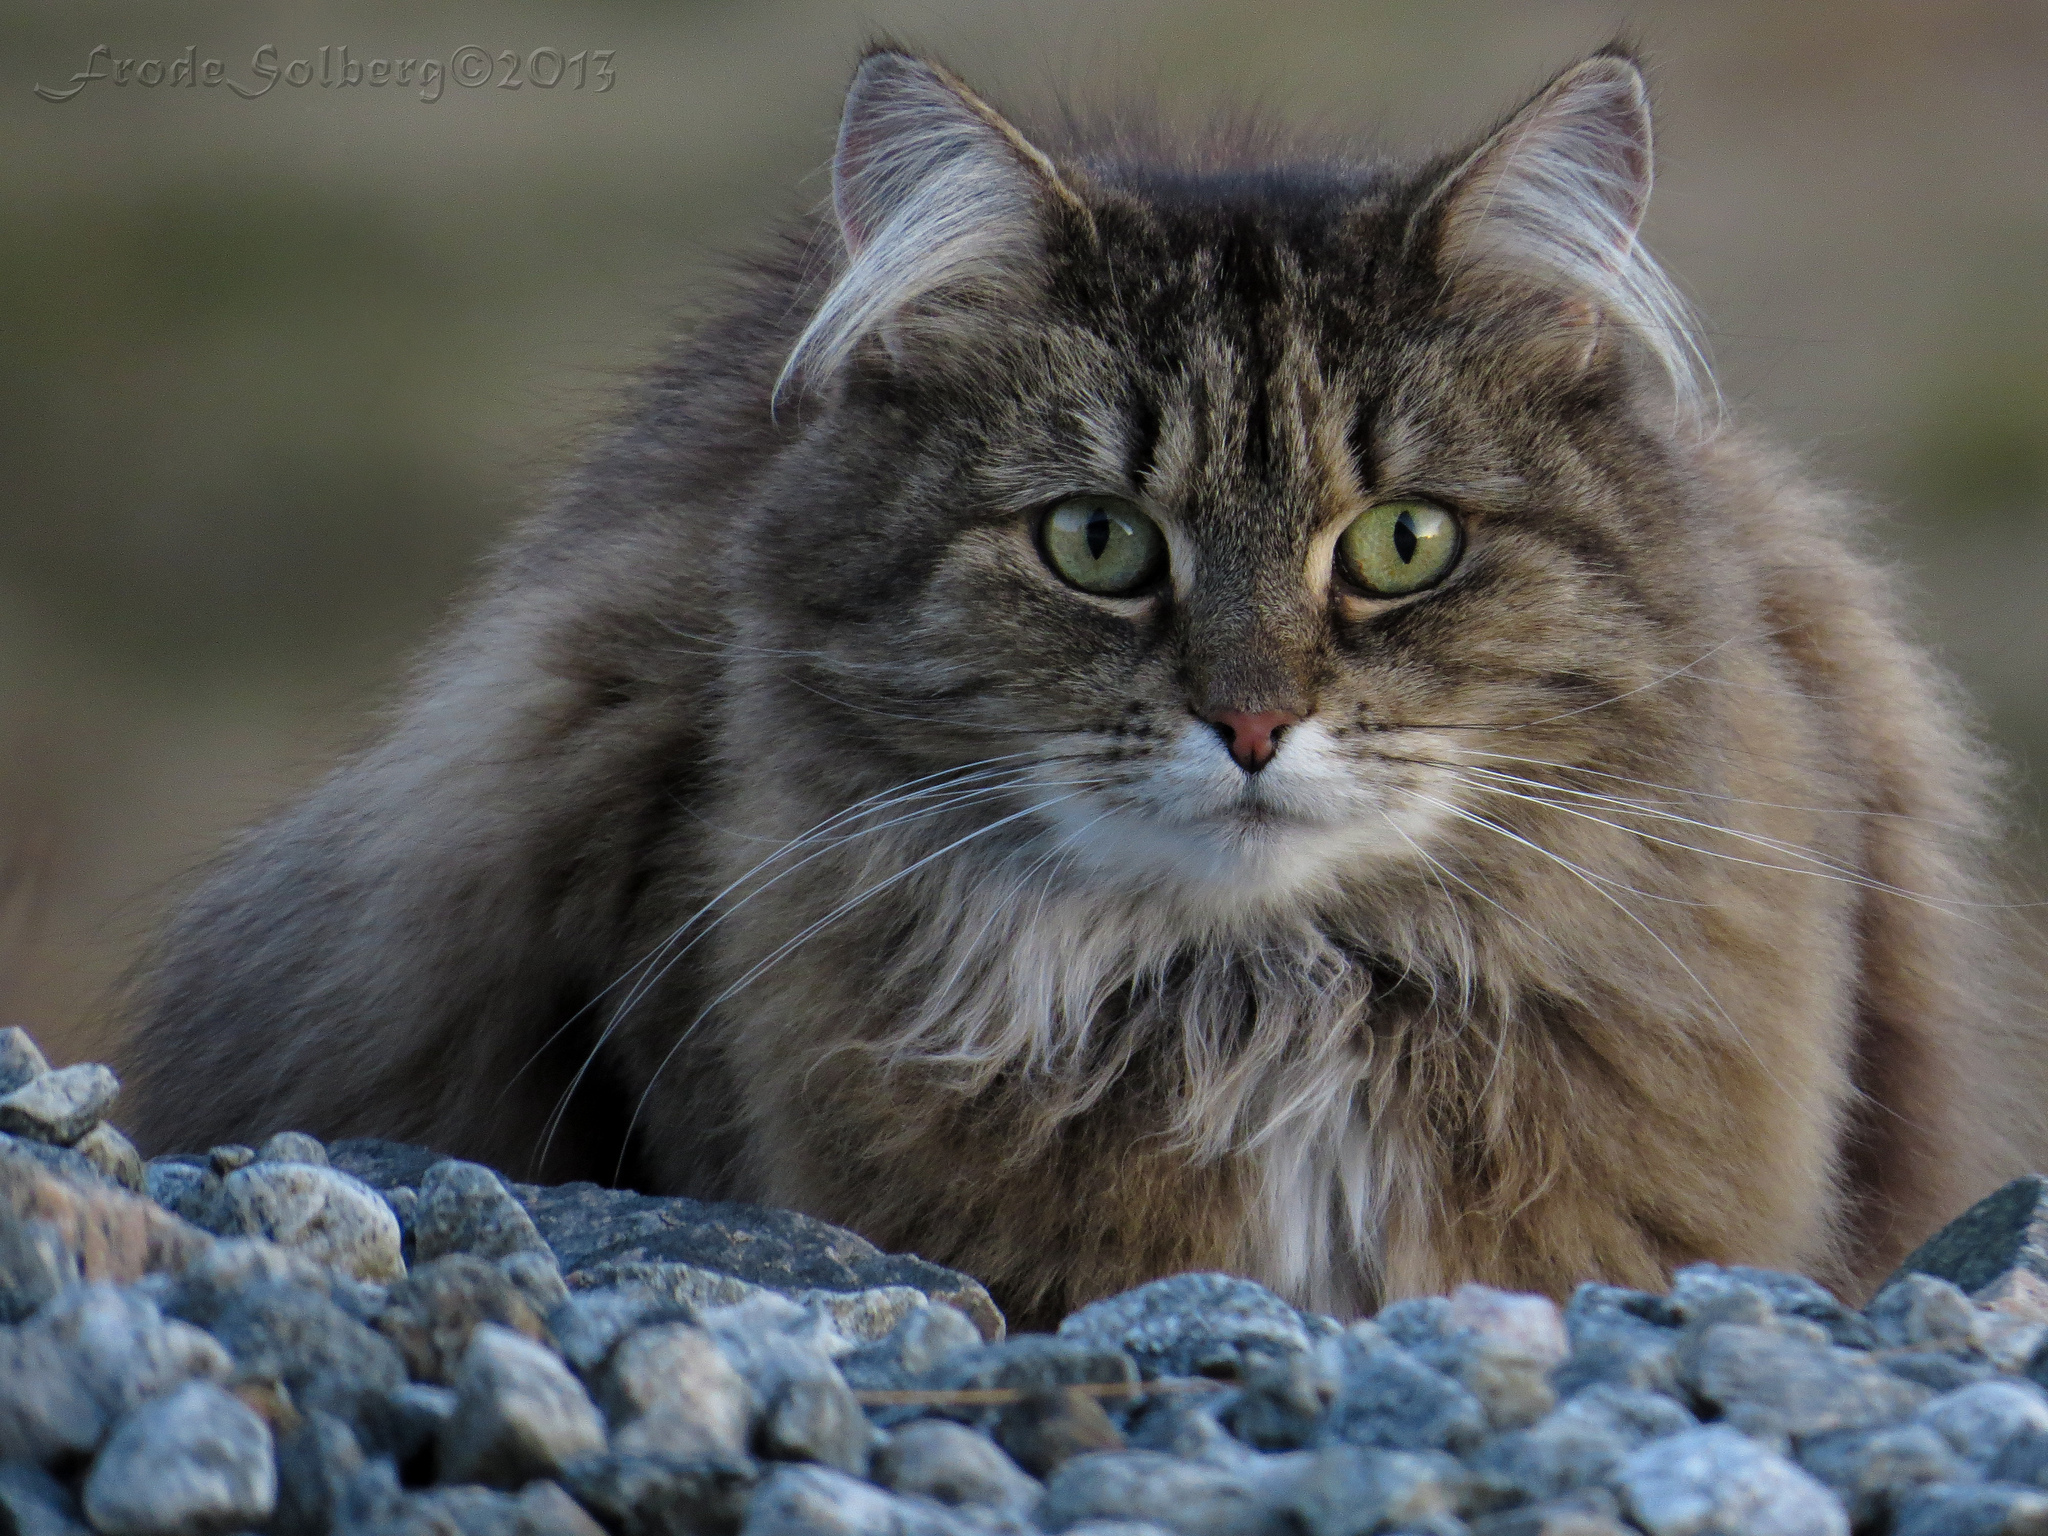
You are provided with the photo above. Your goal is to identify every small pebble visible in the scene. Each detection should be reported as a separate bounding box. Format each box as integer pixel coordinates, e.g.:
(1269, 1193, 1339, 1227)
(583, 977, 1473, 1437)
(212, 1163, 404, 1282)
(73, 1122, 146, 1192)
(0, 1027, 51, 1094)
(0, 1063, 120, 1146)
(600, 1321, 756, 1461)
(81, 1381, 276, 1536)
(437, 1323, 607, 1488)
(872, 1419, 1040, 1511)
(413, 1159, 552, 1264)
(995, 1385, 1126, 1476)
(1616, 1425, 1848, 1536)
(207, 1145, 255, 1176)
(256, 1132, 329, 1167)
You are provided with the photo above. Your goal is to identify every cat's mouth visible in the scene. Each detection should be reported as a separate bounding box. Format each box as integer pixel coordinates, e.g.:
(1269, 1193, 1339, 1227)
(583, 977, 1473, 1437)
(1035, 718, 1455, 903)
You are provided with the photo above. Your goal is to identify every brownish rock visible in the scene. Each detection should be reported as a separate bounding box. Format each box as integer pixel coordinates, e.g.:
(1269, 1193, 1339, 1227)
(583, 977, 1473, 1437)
(0, 1140, 212, 1288)
(376, 1253, 550, 1384)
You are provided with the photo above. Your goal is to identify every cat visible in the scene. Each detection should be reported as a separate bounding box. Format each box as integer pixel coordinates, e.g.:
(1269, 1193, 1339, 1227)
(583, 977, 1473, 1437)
(124, 44, 2041, 1326)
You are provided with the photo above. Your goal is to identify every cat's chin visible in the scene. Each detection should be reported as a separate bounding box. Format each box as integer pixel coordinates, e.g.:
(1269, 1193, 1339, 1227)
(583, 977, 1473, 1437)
(1038, 719, 1447, 912)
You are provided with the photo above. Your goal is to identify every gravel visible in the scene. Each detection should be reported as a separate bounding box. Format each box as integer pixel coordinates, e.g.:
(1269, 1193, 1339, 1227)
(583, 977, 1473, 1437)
(14, 1030, 2048, 1534)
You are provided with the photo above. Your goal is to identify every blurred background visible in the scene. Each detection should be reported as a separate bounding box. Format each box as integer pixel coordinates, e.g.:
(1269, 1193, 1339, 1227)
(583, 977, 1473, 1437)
(3, 0, 2045, 1065)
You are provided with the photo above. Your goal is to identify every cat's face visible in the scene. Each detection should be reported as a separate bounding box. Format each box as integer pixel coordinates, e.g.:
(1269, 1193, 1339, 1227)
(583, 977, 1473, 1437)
(743, 53, 1721, 919)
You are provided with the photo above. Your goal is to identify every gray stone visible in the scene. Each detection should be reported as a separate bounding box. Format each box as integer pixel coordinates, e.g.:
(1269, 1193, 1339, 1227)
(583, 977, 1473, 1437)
(843, 1300, 984, 1390)
(1869, 1271, 1989, 1350)
(1550, 1324, 1682, 1401)
(569, 1259, 761, 1311)
(1058, 1274, 1311, 1380)
(0, 1064, 119, 1146)
(28, 1283, 231, 1423)
(1445, 1284, 1570, 1365)
(1040, 1450, 1299, 1536)
(81, 1380, 276, 1536)
(1564, 1282, 1680, 1337)
(1553, 1383, 1696, 1447)
(511, 1481, 609, 1536)
(1797, 1424, 1965, 1529)
(1667, 1263, 1873, 1348)
(873, 1419, 1041, 1512)
(255, 1132, 328, 1167)
(268, 1410, 365, 1536)
(159, 1237, 331, 1327)
(1222, 1348, 1334, 1450)
(518, 1173, 1004, 1341)
(415, 1160, 554, 1264)
(762, 1373, 878, 1476)
(740, 1464, 963, 1536)
(600, 1321, 756, 1461)
(0, 1132, 113, 1189)
(1892, 1481, 2048, 1536)
(0, 1211, 73, 1322)
(212, 1163, 404, 1282)
(145, 1161, 219, 1228)
(1283, 1444, 1465, 1536)
(499, 1249, 571, 1313)
(1467, 1412, 1629, 1507)
(0, 1027, 50, 1095)
(1319, 1329, 1488, 1455)
(0, 1462, 89, 1536)
(205, 1283, 406, 1442)
(1616, 1425, 1848, 1536)
(324, 1138, 452, 1191)
(995, 1386, 1126, 1477)
(206, 1146, 254, 1176)
(438, 1322, 607, 1488)
(0, 1326, 102, 1463)
(377, 1479, 609, 1536)
(375, 1252, 549, 1384)
(1887, 1175, 2048, 1299)
(545, 1288, 697, 1379)
(1886, 1348, 1999, 1393)
(1469, 1492, 1632, 1536)
(1679, 1321, 1927, 1437)
(926, 1334, 1141, 1424)
(1415, 1329, 1555, 1431)
(698, 1290, 852, 1403)
(72, 1123, 144, 1193)
(1918, 1380, 2048, 1470)
(1125, 1395, 1261, 1469)
(1372, 1297, 1452, 1349)
(562, 1451, 758, 1536)
(383, 1380, 457, 1467)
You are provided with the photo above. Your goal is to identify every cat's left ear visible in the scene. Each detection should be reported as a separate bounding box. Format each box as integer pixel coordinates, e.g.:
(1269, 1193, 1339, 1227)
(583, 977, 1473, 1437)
(1415, 51, 1703, 410)
(778, 50, 1088, 400)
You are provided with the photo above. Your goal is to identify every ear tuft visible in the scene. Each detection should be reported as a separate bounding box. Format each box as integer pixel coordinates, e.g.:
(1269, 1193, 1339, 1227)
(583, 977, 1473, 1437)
(1423, 55, 1711, 424)
(777, 52, 1078, 403)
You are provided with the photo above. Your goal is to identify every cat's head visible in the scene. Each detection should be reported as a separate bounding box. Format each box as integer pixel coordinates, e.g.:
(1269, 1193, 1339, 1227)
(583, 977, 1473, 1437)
(737, 49, 1734, 921)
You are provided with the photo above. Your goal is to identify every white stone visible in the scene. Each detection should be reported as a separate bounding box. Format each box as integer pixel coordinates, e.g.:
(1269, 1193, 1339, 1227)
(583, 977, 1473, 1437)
(213, 1163, 403, 1281)
(1618, 1426, 1847, 1536)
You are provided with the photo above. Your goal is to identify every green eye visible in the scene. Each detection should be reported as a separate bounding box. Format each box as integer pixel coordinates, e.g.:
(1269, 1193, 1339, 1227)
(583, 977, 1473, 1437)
(1041, 497, 1167, 595)
(1336, 500, 1462, 596)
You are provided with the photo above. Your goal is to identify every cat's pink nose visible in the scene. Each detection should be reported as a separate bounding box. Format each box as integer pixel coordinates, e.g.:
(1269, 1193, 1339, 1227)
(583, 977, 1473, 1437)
(1205, 709, 1301, 773)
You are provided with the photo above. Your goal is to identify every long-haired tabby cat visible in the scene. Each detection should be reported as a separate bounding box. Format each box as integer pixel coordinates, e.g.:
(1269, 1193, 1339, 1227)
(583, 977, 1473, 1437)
(126, 45, 2041, 1324)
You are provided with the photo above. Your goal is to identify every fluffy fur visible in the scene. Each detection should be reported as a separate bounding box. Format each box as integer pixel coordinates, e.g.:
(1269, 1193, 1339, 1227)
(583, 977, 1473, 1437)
(126, 47, 2040, 1326)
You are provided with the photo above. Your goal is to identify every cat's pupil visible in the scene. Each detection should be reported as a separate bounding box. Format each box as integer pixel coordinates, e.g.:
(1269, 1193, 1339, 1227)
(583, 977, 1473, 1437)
(1086, 510, 1112, 561)
(1394, 512, 1418, 565)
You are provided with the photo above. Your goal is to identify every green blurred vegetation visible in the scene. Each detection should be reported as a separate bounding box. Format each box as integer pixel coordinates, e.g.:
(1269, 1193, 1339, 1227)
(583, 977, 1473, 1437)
(1, 0, 2043, 1057)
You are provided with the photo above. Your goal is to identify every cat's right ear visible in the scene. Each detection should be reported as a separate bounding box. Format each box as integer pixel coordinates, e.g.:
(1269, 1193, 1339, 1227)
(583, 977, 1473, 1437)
(777, 50, 1087, 403)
